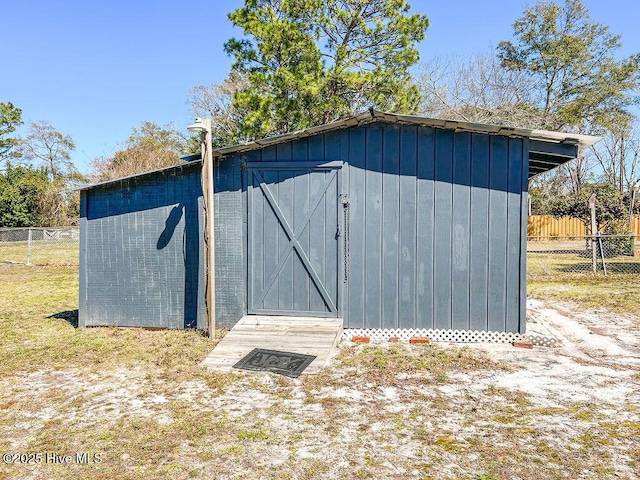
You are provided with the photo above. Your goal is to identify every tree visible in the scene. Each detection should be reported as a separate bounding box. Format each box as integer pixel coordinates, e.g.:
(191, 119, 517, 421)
(0, 166, 79, 227)
(529, 168, 573, 215)
(497, 0, 640, 132)
(36, 181, 80, 226)
(20, 120, 77, 181)
(225, 0, 429, 138)
(590, 117, 640, 194)
(91, 122, 189, 182)
(186, 71, 249, 147)
(15, 120, 83, 225)
(0, 164, 49, 227)
(0, 102, 23, 164)
(549, 183, 628, 233)
(416, 53, 541, 127)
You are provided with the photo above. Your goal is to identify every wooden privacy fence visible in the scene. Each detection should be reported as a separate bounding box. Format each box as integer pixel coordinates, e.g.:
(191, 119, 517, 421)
(528, 215, 640, 237)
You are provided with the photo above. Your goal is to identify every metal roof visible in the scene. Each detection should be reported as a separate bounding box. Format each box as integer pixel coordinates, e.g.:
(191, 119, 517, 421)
(77, 161, 199, 191)
(79, 110, 601, 191)
(214, 109, 601, 157)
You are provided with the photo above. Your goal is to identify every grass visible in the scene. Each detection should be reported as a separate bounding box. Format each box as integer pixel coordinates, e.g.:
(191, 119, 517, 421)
(527, 252, 640, 276)
(0, 263, 215, 377)
(527, 244, 640, 323)
(307, 342, 508, 388)
(526, 238, 640, 276)
(1, 263, 639, 479)
(0, 240, 79, 265)
(528, 274, 640, 320)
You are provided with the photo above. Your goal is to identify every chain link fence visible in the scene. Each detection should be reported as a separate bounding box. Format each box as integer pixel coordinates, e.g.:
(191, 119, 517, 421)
(0, 227, 79, 266)
(2, 227, 637, 275)
(527, 235, 640, 275)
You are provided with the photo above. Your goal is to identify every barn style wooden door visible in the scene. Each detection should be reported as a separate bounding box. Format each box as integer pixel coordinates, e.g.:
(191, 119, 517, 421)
(246, 161, 343, 317)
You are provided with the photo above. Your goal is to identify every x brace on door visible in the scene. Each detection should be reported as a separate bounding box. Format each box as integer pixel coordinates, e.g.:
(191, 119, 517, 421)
(251, 169, 339, 313)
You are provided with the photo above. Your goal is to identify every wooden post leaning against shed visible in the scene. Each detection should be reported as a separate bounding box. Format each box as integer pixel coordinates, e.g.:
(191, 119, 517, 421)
(204, 122, 216, 338)
(589, 193, 597, 274)
(189, 117, 216, 337)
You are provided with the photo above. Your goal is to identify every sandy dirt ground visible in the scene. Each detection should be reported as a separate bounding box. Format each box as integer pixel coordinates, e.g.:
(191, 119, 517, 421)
(2, 299, 639, 479)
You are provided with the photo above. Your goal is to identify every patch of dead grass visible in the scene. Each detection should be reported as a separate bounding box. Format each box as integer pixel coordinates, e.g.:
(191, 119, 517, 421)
(303, 343, 508, 392)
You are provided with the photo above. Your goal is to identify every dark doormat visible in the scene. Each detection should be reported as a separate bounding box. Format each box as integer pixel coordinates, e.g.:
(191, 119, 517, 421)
(233, 348, 317, 378)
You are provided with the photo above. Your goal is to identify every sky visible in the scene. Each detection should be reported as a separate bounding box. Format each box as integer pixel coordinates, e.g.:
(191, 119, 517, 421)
(2, 0, 639, 174)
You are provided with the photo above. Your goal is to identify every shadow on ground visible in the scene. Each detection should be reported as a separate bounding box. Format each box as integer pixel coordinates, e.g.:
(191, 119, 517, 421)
(48, 310, 78, 328)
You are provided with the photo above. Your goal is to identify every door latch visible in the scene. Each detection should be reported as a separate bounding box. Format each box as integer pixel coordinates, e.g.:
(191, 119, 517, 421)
(339, 194, 350, 281)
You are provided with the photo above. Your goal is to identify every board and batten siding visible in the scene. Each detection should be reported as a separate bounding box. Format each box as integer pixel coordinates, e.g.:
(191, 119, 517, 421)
(229, 121, 529, 333)
(212, 156, 245, 328)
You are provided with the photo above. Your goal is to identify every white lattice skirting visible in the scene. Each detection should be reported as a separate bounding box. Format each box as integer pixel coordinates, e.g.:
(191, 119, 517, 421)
(342, 328, 558, 348)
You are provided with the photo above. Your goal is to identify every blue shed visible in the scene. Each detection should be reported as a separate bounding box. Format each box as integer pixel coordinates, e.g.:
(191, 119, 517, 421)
(78, 111, 599, 336)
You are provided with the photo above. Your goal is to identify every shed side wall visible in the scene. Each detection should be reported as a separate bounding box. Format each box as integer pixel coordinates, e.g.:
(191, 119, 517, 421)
(82, 165, 205, 329)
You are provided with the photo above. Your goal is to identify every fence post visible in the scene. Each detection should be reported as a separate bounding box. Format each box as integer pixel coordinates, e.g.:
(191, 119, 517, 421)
(26, 228, 32, 266)
(630, 183, 639, 231)
(597, 233, 607, 275)
(589, 194, 597, 274)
